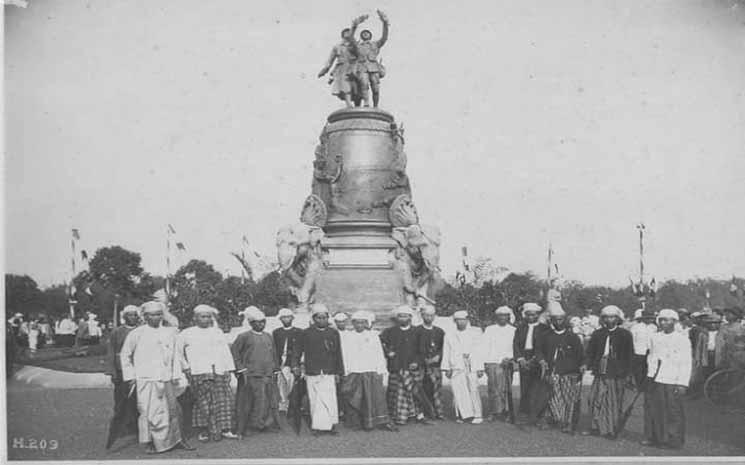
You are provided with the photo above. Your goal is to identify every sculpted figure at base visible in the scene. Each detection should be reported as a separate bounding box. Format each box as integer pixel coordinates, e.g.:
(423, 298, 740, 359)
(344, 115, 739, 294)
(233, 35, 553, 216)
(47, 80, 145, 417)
(391, 224, 444, 306)
(352, 10, 390, 108)
(276, 224, 326, 310)
(318, 15, 368, 108)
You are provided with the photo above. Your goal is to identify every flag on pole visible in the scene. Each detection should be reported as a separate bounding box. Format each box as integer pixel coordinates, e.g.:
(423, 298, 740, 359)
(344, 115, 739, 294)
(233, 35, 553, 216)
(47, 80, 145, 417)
(72, 229, 80, 240)
(81, 250, 89, 261)
(176, 242, 186, 251)
(461, 246, 470, 272)
(649, 277, 657, 297)
(242, 235, 250, 245)
(730, 276, 739, 295)
(168, 224, 176, 234)
(85, 286, 93, 296)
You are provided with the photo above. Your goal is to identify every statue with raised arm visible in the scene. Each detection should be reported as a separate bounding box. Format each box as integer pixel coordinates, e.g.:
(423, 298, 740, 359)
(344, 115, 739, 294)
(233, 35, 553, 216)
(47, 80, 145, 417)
(353, 10, 390, 108)
(318, 15, 368, 108)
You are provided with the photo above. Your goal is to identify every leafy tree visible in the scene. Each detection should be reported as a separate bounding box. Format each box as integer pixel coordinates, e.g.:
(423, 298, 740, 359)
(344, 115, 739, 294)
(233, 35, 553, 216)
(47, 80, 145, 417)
(5, 274, 44, 318)
(170, 259, 223, 324)
(41, 284, 71, 319)
(253, 271, 293, 316)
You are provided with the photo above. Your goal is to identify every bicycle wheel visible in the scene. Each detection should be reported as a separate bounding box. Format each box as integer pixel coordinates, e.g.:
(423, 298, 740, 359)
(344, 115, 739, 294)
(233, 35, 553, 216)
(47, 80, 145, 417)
(704, 369, 745, 410)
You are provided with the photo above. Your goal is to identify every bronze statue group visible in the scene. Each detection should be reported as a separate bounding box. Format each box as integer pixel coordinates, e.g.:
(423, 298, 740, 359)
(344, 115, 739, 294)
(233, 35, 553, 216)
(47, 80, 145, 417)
(101, 298, 745, 455)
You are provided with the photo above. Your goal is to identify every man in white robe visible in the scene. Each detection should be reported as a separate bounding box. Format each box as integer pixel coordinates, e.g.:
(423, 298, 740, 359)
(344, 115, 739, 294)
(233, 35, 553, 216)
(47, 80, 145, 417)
(442, 310, 484, 424)
(120, 301, 194, 454)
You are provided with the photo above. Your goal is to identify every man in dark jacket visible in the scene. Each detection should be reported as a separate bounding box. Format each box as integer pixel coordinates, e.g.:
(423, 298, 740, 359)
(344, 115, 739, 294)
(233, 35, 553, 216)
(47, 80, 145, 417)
(534, 303, 585, 434)
(513, 302, 549, 416)
(272, 308, 303, 413)
(292, 303, 344, 435)
(380, 305, 431, 426)
(583, 305, 633, 439)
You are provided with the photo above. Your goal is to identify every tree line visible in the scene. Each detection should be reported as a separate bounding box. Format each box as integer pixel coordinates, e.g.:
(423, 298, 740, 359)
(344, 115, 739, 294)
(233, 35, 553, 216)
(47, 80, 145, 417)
(5, 245, 745, 328)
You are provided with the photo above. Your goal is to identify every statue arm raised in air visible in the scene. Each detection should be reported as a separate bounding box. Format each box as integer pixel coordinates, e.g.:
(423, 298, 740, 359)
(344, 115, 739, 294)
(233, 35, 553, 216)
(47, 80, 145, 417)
(318, 15, 368, 78)
(376, 10, 389, 48)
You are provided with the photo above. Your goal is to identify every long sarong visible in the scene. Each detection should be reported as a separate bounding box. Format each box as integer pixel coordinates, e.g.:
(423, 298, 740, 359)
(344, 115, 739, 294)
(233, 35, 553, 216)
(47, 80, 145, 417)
(422, 366, 444, 418)
(341, 372, 390, 429)
(588, 376, 625, 436)
(306, 374, 338, 431)
(631, 355, 648, 390)
(235, 375, 275, 434)
(485, 363, 511, 415)
(191, 373, 235, 436)
(107, 380, 139, 447)
(450, 369, 483, 421)
(386, 369, 422, 424)
(518, 356, 540, 414)
(548, 373, 581, 429)
(136, 380, 183, 452)
(277, 366, 294, 412)
(644, 381, 686, 448)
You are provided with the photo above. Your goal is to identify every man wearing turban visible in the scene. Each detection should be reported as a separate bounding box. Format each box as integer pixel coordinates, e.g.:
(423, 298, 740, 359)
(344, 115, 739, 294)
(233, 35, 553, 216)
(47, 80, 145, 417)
(178, 305, 238, 442)
(583, 305, 633, 439)
(513, 303, 549, 416)
(105, 305, 141, 449)
(380, 305, 431, 426)
(292, 303, 345, 435)
(272, 308, 302, 413)
(120, 301, 194, 453)
(534, 303, 584, 434)
(415, 305, 446, 420)
(482, 306, 516, 422)
(442, 310, 485, 424)
(642, 309, 691, 449)
(231, 306, 280, 437)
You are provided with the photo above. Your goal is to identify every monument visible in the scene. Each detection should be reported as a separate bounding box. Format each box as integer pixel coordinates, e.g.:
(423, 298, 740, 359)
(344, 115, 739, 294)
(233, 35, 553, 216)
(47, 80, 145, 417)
(277, 12, 444, 327)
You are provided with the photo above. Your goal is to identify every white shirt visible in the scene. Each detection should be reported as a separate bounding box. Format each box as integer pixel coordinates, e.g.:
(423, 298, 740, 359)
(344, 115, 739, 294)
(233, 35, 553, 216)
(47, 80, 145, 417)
(120, 324, 184, 382)
(56, 318, 77, 335)
(630, 322, 656, 355)
(88, 319, 102, 337)
(342, 330, 387, 375)
(442, 327, 484, 372)
(707, 330, 717, 352)
(482, 323, 516, 364)
(525, 322, 539, 350)
(647, 330, 692, 387)
(177, 326, 236, 375)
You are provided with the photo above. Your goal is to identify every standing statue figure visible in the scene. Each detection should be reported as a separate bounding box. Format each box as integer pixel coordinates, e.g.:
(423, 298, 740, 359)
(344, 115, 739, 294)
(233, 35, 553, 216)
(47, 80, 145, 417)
(318, 15, 368, 108)
(277, 225, 325, 310)
(352, 10, 390, 108)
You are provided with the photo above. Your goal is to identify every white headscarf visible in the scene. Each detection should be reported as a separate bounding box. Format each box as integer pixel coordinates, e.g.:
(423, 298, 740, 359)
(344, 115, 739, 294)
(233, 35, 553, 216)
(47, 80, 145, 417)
(521, 302, 541, 317)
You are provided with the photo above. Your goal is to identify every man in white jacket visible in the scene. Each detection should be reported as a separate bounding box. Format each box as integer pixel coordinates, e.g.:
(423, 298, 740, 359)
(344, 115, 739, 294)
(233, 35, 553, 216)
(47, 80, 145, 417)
(442, 310, 484, 424)
(642, 309, 692, 449)
(120, 302, 194, 454)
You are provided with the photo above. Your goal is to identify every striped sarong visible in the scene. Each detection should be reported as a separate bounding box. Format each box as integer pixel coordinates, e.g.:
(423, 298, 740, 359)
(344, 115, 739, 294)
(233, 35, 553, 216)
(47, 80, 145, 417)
(423, 366, 444, 418)
(485, 363, 511, 415)
(548, 373, 581, 429)
(191, 373, 235, 436)
(588, 376, 625, 436)
(386, 369, 422, 424)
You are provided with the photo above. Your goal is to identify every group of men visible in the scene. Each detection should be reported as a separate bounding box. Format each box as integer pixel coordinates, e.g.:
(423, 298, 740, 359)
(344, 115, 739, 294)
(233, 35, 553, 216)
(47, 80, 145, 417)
(107, 297, 740, 454)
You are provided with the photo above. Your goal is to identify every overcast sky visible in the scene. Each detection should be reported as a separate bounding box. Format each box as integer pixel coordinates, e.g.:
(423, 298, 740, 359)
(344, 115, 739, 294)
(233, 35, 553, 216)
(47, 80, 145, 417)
(5, 0, 745, 288)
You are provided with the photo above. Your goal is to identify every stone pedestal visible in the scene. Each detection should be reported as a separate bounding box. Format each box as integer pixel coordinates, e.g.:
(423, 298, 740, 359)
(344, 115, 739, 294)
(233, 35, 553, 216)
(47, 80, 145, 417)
(280, 107, 440, 328)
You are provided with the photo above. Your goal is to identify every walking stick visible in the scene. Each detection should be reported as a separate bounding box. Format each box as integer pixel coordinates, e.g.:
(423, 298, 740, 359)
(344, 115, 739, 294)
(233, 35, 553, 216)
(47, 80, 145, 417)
(615, 359, 661, 434)
(505, 361, 516, 424)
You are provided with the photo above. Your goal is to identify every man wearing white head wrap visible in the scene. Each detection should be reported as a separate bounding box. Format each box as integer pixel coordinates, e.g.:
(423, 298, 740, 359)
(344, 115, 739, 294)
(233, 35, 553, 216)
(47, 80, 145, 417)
(293, 302, 344, 434)
(86, 312, 103, 345)
(533, 303, 584, 434)
(482, 306, 516, 422)
(514, 302, 548, 416)
(339, 311, 397, 431)
(380, 304, 431, 426)
(105, 305, 141, 449)
(120, 301, 193, 453)
(333, 312, 349, 332)
(583, 305, 633, 439)
(442, 311, 484, 424)
(177, 305, 238, 442)
(231, 306, 280, 437)
(642, 308, 690, 449)
(272, 308, 302, 413)
(416, 304, 445, 420)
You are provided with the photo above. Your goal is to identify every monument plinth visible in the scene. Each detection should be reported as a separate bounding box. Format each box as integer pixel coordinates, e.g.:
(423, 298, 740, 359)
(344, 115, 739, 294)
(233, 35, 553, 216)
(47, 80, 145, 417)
(277, 108, 443, 327)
